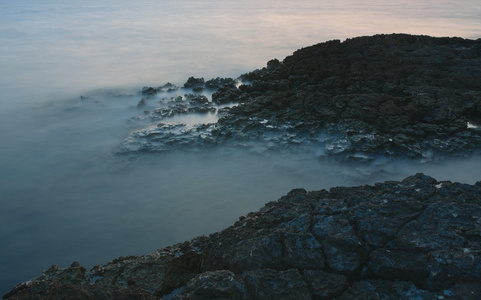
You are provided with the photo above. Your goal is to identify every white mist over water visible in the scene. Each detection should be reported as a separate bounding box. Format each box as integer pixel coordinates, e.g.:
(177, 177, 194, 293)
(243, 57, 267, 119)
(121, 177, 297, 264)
(1, 0, 481, 295)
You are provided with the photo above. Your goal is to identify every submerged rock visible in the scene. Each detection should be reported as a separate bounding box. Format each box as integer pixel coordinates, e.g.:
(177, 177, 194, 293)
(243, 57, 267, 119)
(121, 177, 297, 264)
(119, 122, 217, 153)
(5, 174, 481, 299)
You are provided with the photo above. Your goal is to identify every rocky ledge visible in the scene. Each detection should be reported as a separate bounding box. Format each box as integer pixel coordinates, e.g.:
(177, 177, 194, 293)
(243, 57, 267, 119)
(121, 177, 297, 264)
(4, 174, 481, 299)
(119, 34, 481, 161)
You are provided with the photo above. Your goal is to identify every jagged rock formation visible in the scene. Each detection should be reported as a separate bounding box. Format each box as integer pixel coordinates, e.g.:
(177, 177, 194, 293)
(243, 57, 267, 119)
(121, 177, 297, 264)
(4, 174, 481, 299)
(119, 34, 481, 161)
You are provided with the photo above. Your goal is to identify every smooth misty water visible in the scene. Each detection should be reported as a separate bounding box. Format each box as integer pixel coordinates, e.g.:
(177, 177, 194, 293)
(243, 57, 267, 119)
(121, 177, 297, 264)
(1, 0, 481, 295)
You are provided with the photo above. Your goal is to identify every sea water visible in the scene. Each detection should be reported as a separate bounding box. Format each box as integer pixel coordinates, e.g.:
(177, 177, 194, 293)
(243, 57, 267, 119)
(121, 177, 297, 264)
(1, 0, 481, 295)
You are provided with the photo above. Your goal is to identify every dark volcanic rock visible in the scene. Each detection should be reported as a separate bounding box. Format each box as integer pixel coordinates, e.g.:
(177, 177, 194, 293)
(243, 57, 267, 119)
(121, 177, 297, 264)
(141, 83, 180, 96)
(225, 34, 481, 159)
(141, 86, 160, 96)
(7, 34, 481, 299)
(212, 85, 242, 104)
(5, 174, 481, 299)
(183, 77, 205, 92)
(205, 77, 237, 90)
(122, 34, 481, 160)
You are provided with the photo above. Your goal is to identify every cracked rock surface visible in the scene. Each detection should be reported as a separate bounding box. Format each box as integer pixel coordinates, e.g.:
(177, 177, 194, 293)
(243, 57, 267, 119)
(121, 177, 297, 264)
(5, 174, 481, 299)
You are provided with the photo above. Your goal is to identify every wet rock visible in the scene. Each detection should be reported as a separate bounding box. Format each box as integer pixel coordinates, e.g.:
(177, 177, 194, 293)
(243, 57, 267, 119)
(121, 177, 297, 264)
(183, 77, 205, 92)
(124, 91, 219, 144)
(312, 213, 367, 274)
(141, 86, 159, 96)
(187, 106, 216, 114)
(376, 200, 481, 290)
(141, 83, 179, 97)
(127, 35, 481, 160)
(162, 82, 179, 92)
(3, 260, 159, 299)
(282, 232, 325, 270)
(205, 77, 236, 90)
(5, 174, 481, 299)
(303, 270, 349, 299)
(137, 98, 147, 107)
(212, 85, 242, 104)
(118, 122, 216, 153)
(242, 269, 311, 300)
(337, 279, 438, 300)
(224, 34, 481, 160)
(266, 58, 281, 70)
(8, 34, 481, 298)
(185, 93, 209, 105)
(176, 270, 249, 300)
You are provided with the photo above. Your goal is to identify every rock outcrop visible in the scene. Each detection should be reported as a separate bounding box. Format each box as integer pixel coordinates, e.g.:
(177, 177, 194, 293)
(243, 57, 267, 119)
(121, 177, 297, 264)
(5, 34, 481, 299)
(119, 34, 481, 161)
(4, 174, 481, 299)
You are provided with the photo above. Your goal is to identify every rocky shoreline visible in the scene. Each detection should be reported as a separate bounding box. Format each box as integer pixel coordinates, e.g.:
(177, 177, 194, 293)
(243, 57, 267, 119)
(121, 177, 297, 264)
(119, 34, 481, 162)
(4, 174, 481, 299)
(4, 34, 481, 299)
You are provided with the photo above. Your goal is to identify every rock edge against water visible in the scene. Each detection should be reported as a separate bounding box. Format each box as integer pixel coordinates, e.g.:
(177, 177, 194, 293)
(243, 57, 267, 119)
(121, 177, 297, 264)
(119, 33, 481, 161)
(4, 173, 481, 299)
(5, 34, 481, 299)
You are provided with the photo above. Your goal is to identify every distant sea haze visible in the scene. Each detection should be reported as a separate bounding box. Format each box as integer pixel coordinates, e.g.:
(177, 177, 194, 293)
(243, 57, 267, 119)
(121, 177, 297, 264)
(1, 0, 480, 105)
(1, 0, 481, 296)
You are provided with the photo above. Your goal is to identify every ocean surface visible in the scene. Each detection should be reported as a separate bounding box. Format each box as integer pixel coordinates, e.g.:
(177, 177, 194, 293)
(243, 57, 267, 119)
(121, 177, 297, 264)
(1, 0, 481, 295)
